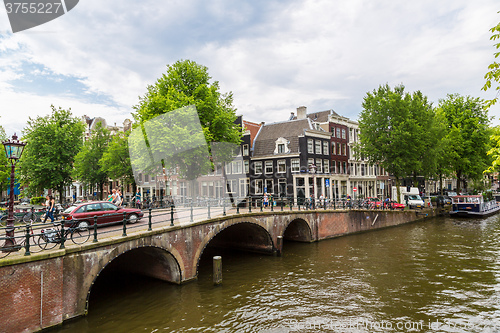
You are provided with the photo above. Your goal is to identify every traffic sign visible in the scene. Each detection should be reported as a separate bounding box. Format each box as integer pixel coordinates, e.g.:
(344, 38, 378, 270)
(325, 179, 330, 187)
(353, 187, 357, 192)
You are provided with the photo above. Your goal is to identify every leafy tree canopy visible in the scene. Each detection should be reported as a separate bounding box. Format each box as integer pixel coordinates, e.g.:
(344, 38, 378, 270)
(0, 122, 9, 198)
(437, 94, 491, 193)
(74, 121, 111, 200)
(19, 105, 85, 201)
(99, 130, 136, 188)
(482, 17, 500, 107)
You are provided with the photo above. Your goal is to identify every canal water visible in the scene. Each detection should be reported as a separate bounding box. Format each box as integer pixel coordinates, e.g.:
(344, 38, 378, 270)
(54, 215, 500, 332)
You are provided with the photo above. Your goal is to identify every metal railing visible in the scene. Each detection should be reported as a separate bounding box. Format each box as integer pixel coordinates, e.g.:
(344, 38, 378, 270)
(0, 196, 412, 259)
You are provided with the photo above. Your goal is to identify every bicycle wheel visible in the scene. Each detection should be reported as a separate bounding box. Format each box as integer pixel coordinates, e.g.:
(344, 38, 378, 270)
(71, 222, 90, 244)
(37, 232, 58, 250)
(0, 214, 6, 227)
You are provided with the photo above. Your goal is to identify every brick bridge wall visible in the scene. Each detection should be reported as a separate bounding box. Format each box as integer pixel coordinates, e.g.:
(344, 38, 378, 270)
(0, 208, 443, 333)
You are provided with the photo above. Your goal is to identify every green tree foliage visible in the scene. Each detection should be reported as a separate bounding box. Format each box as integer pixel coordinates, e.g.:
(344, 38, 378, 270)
(74, 122, 111, 200)
(437, 94, 491, 193)
(482, 18, 500, 107)
(132, 60, 242, 182)
(486, 126, 500, 173)
(19, 106, 85, 202)
(356, 84, 436, 200)
(99, 131, 135, 189)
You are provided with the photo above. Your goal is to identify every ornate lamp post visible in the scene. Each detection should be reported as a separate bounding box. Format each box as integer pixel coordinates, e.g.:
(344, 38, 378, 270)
(2, 134, 26, 250)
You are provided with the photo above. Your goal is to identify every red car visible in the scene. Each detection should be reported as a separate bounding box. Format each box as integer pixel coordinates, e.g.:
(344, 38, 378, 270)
(61, 201, 143, 228)
(363, 197, 382, 208)
(384, 200, 406, 210)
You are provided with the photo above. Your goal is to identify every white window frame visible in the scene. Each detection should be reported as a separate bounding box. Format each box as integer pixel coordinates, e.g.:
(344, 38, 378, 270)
(307, 139, 314, 154)
(278, 159, 286, 173)
(323, 141, 329, 155)
(265, 160, 273, 174)
(254, 179, 263, 194)
(242, 144, 249, 156)
(291, 158, 300, 172)
(244, 160, 249, 174)
(323, 159, 329, 174)
(315, 140, 322, 154)
(254, 161, 262, 175)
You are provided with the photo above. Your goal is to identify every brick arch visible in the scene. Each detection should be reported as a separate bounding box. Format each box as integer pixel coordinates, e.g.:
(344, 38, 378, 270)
(193, 218, 274, 278)
(84, 245, 182, 313)
(282, 217, 313, 242)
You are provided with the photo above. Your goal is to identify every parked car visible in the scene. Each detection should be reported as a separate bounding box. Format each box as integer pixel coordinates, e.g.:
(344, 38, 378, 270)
(363, 197, 382, 208)
(384, 200, 405, 210)
(404, 194, 425, 209)
(436, 195, 452, 206)
(60, 201, 143, 228)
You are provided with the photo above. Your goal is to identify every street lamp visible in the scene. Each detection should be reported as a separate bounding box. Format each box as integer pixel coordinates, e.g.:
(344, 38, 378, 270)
(309, 164, 317, 209)
(2, 134, 26, 250)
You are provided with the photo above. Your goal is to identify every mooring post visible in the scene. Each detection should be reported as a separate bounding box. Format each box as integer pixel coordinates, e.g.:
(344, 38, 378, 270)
(276, 236, 283, 256)
(213, 256, 222, 285)
(148, 208, 152, 231)
(170, 204, 174, 226)
(93, 215, 98, 242)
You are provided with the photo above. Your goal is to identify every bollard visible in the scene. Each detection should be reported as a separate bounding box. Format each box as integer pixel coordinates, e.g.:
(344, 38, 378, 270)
(170, 204, 174, 226)
(122, 212, 127, 237)
(93, 216, 98, 242)
(271, 199, 274, 212)
(236, 203, 240, 214)
(59, 221, 66, 249)
(213, 256, 222, 285)
(24, 225, 31, 256)
(276, 236, 283, 256)
(249, 197, 252, 213)
(290, 197, 293, 211)
(223, 198, 226, 216)
(148, 208, 152, 231)
(260, 199, 263, 212)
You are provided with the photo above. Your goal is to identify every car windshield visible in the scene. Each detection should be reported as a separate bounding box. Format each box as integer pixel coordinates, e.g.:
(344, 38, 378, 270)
(62, 205, 77, 214)
(408, 195, 421, 200)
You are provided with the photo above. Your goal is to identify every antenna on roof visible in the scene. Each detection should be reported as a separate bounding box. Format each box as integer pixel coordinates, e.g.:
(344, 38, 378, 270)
(289, 112, 295, 121)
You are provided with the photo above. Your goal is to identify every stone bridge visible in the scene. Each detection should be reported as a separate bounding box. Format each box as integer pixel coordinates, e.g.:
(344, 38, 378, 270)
(0, 208, 442, 333)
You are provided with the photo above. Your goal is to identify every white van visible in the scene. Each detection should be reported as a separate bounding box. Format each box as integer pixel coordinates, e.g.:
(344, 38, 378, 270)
(404, 194, 425, 209)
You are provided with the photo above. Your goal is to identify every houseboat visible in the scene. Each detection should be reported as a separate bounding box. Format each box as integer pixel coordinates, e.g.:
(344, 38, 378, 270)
(450, 194, 500, 217)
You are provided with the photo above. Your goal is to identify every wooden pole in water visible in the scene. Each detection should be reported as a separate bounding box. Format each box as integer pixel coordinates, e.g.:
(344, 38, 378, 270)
(276, 236, 283, 256)
(213, 256, 222, 285)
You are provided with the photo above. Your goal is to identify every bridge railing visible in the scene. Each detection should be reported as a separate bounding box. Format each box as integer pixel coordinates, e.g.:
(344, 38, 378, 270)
(0, 196, 409, 259)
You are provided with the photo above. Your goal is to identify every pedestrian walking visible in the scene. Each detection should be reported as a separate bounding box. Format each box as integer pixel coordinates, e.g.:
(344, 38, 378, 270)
(115, 189, 123, 206)
(263, 193, 269, 208)
(45, 195, 55, 223)
(135, 190, 141, 209)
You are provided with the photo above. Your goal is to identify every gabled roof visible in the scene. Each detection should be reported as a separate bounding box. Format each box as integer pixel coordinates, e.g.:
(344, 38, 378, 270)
(253, 119, 312, 157)
(292, 109, 341, 123)
(243, 120, 262, 146)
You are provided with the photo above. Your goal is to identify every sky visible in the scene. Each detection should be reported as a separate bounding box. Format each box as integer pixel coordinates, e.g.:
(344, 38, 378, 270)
(0, 0, 499, 137)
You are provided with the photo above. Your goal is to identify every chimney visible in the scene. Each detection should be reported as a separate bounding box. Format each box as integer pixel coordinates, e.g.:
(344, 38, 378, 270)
(297, 106, 307, 120)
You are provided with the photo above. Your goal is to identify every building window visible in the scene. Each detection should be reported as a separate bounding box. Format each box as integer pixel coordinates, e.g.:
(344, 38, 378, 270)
(336, 128, 341, 138)
(232, 161, 242, 174)
(278, 160, 286, 173)
(265, 160, 273, 174)
(254, 161, 262, 175)
(323, 141, 329, 155)
(291, 159, 300, 172)
(332, 142, 336, 155)
(244, 160, 249, 174)
(332, 161, 336, 173)
(308, 158, 314, 168)
(342, 129, 346, 139)
(225, 162, 232, 175)
(323, 160, 329, 174)
(278, 144, 285, 154)
(316, 158, 323, 173)
(307, 139, 314, 154)
(239, 178, 249, 197)
(215, 164, 222, 175)
(343, 144, 347, 156)
(315, 140, 322, 154)
(343, 162, 347, 174)
(227, 179, 237, 193)
(254, 179, 263, 194)
(144, 175, 149, 183)
(242, 144, 249, 156)
(278, 179, 287, 196)
(265, 179, 274, 194)
(337, 143, 341, 155)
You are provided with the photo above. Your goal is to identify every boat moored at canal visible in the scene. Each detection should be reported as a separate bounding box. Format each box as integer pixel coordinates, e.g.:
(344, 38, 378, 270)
(450, 195, 500, 217)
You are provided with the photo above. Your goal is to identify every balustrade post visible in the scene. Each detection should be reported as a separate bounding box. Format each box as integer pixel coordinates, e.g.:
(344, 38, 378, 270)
(281, 197, 284, 211)
(271, 198, 274, 212)
(248, 197, 252, 213)
(208, 199, 211, 219)
(190, 199, 194, 222)
(93, 216, 98, 242)
(260, 198, 263, 212)
(59, 221, 66, 249)
(290, 197, 293, 211)
(148, 208, 152, 231)
(122, 212, 127, 237)
(170, 204, 174, 226)
(24, 225, 31, 256)
(223, 197, 226, 216)
(236, 201, 240, 214)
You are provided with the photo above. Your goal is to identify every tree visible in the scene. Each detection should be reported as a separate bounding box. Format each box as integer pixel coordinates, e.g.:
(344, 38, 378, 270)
(99, 131, 136, 191)
(356, 84, 435, 201)
(132, 60, 242, 195)
(74, 122, 111, 200)
(19, 106, 85, 202)
(437, 94, 491, 194)
(482, 18, 500, 107)
(486, 126, 500, 173)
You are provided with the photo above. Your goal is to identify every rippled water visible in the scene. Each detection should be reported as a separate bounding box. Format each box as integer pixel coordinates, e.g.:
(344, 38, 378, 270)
(54, 215, 500, 332)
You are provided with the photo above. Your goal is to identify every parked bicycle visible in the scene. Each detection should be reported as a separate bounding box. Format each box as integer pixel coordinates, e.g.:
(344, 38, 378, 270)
(0, 208, 43, 258)
(38, 219, 91, 250)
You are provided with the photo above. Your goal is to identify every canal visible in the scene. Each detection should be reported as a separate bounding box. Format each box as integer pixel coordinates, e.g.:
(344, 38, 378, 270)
(53, 215, 500, 332)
